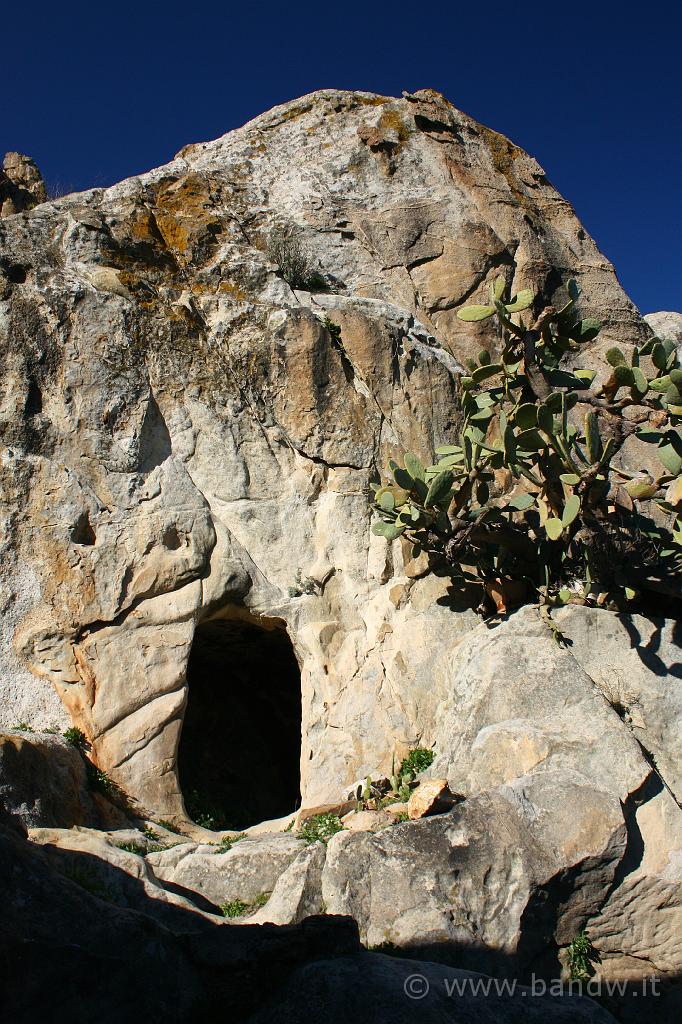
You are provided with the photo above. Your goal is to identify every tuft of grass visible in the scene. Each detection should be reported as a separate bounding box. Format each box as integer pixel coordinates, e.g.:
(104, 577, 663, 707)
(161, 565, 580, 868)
(567, 931, 599, 981)
(221, 899, 249, 918)
(215, 833, 247, 854)
(157, 819, 184, 835)
(393, 812, 409, 824)
(323, 317, 341, 342)
(141, 826, 160, 841)
(12, 723, 33, 732)
(63, 726, 89, 751)
(186, 789, 228, 831)
(298, 813, 343, 845)
(266, 224, 326, 292)
(220, 892, 270, 918)
(399, 747, 434, 779)
(85, 762, 115, 797)
(116, 842, 145, 855)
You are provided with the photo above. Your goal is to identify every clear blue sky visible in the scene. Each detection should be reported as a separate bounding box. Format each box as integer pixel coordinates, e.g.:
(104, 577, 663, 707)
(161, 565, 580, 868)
(3, 1, 680, 314)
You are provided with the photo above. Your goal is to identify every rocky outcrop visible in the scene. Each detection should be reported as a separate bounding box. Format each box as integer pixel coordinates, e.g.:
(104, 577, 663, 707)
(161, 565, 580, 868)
(147, 832, 305, 909)
(0, 729, 97, 827)
(0, 811, 361, 1023)
(0, 89, 680, 1020)
(644, 311, 682, 346)
(0, 152, 46, 218)
(0, 87, 649, 821)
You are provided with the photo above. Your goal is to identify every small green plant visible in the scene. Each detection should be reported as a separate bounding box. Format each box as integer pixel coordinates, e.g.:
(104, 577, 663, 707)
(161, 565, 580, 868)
(85, 762, 115, 797)
(185, 789, 228, 831)
(399, 747, 434, 778)
(389, 753, 415, 800)
(12, 723, 33, 732)
(370, 278, 682, 620)
(283, 818, 295, 832)
(63, 726, 89, 751)
(221, 898, 249, 918)
(323, 317, 342, 342)
(157, 819, 184, 835)
(251, 891, 271, 909)
(288, 568, 318, 598)
(141, 826, 160, 841)
(393, 812, 409, 824)
(567, 930, 599, 981)
(215, 833, 247, 854)
(298, 813, 343, 844)
(116, 842, 145, 855)
(266, 224, 326, 291)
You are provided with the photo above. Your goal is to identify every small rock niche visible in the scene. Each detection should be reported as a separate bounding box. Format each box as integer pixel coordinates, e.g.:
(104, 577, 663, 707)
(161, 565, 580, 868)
(178, 613, 302, 830)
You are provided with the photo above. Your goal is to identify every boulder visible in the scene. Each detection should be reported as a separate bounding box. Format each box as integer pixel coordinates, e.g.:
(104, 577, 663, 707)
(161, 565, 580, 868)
(146, 833, 305, 908)
(407, 778, 455, 819)
(28, 825, 219, 922)
(643, 311, 682, 345)
(0, 730, 94, 827)
(247, 843, 326, 926)
(341, 809, 396, 831)
(554, 606, 682, 803)
(246, 952, 618, 1023)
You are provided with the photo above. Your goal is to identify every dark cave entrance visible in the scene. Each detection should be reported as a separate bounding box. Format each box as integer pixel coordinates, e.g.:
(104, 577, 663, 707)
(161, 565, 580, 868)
(178, 614, 302, 831)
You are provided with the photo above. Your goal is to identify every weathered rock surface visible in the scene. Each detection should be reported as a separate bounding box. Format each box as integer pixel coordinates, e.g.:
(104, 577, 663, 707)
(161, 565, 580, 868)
(0, 152, 46, 218)
(29, 824, 221, 922)
(0, 812, 362, 1023)
(146, 832, 305, 908)
(246, 953, 618, 1024)
(0, 87, 648, 822)
(644, 311, 682, 346)
(407, 777, 455, 818)
(554, 606, 682, 803)
(0, 90, 680, 1020)
(0, 729, 95, 827)
(247, 842, 326, 925)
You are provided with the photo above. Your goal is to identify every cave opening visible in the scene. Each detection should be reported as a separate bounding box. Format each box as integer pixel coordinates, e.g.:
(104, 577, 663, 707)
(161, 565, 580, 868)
(178, 614, 302, 831)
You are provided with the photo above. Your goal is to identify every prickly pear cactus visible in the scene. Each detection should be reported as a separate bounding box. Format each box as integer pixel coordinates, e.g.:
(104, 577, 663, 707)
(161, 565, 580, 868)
(371, 278, 682, 615)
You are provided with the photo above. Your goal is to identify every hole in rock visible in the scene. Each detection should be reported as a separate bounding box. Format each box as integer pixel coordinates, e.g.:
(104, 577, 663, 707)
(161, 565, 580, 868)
(162, 525, 182, 550)
(24, 379, 43, 416)
(70, 511, 96, 546)
(7, 263, 28, 284)
(178, 614, 302, 830)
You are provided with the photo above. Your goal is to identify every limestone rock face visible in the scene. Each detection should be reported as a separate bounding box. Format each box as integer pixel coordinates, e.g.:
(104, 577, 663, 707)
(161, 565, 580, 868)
(0, 87, 648, 820)
(0, 89, 680, 1016)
